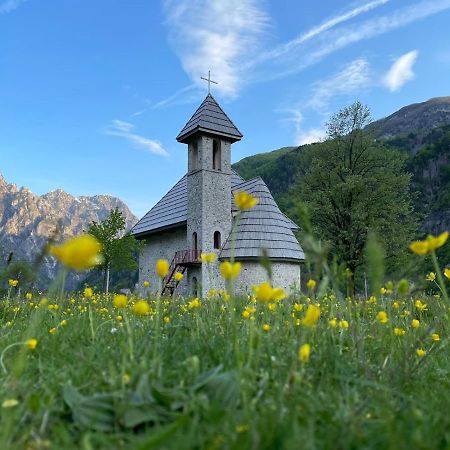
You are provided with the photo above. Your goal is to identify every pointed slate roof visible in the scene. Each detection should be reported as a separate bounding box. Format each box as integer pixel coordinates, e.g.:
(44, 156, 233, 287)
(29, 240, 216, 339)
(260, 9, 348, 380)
(131, 171, 246, 237)
(220, 177, 304, 261)
(176, 94, 243, 143)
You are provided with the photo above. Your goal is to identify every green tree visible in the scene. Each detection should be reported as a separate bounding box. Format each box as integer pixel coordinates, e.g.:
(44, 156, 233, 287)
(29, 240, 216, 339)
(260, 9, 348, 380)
(88, 208, 140, 293)
(295, 101, 417, 288)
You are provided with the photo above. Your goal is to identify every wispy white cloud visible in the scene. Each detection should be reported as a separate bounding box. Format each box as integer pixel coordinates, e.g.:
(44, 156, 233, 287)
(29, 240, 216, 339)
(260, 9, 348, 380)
(105, 120, 169, 157)
(281, 59, 372, 145)
(0, 0, 27, 14)
(383, 50, 418, 91)
(163, 0, 269, 98)
(251, 0, 390, 66)
(257, 0, 450, 82)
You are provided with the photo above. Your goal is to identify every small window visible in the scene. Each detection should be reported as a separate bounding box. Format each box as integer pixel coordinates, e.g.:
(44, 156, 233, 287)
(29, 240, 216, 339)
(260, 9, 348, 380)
(192, 277, 198, 297)
(213, 231, 221, 249)
(191, 142, 198, 171)
(192, 232, 198, 252)
(213, 139, 221, 171)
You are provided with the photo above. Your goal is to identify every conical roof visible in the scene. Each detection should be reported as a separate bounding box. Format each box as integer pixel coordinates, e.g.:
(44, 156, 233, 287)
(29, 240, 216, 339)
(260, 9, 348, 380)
(220, 177, 304, 261)
(176, 94, 243, 143)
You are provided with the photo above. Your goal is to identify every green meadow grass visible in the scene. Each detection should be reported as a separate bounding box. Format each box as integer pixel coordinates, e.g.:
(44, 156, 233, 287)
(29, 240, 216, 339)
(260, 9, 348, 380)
(0, 288, 448, 450)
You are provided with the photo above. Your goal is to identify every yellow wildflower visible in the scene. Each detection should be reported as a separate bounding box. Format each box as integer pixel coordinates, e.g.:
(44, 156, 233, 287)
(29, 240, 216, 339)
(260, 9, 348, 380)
(143, 280, 150, 288)
(272, 287, 287, 301)
(409, 231, 448, 255)
(49, 234, 102, 270)
(49, 328, 57, 334)
(426, 272, 436, 282)
(116, 315, 123, 321)
(298, 343, 311, 363)
(302, 304, 320, 327)
(416, 348, 426, 358)
(262, 324, 271, 332)
(188, 298, 201, 309)
(339, 320, 349, 329)
(376, 311, 389, 324)
(367, 296, 377, 304)
(392, 301, 400, 310)
(444, 268, 450, 280)
(253, 282, 273, 302)
(415, 300, 427, 312)
(8, 279, 18, 287)
(155, 259, 170, 278)
(306, 279, 317, 290)
(25, 338, 38, 350)
(411, 319, 420, 329)
(2, 399, 19, 408)
(328, 318, 337, 328)
(268, 302, 277, 311)
(200, 252, 217, 263)
(25, 292, 32, 300)
(219, 261, 241, 280)
(174, 272, 184, 282)
(133, 300, 150, 316)
(164, 316, 171, 324)
(394, 327, 406, 336)
(234, 191, 258, 210)
(293, 303, 304, 312)
(60, 320, 68, 326)
(122, 374, 130, 384)
(431, 333, 440, 342)
(113, 294, 127, 309)
(380, 287, 387, 295)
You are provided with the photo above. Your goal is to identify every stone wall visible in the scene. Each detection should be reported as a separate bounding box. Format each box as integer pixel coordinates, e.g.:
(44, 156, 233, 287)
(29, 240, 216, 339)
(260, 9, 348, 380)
(137, 226, 188, 296)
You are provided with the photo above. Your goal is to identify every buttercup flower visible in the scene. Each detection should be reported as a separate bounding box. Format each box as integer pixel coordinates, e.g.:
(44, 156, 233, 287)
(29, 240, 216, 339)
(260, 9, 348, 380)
(220, 261, 241, 280)
(143, 280, 150, 288)
(416, 348, 426, 358)
(200, 253, 217, 263)
(156, 259, 170, 278)
(306, 279, 317, 290)
(174, 272, 184, 282)
(49, 234, 102, 270)
(298, 343, 311, 363)
(411, 319, 420, 329)
(234, 191, 258, 210)
(302, 305, 321, 327)
(394, 328, 406, 336)
(25, 339, 38, 350)
(8, 279, 18, 287)
(188, 298, 201, 309)
(113, 294, 127, 309)
(426, 272, 436, 282)
(133, 300, 150, 316)
(25, 292, 32, 300)
(376, 311, 389, 324)
(431, 333, 440, 342)
(339, 320, 349, 329)
(415, 300, 427, 312)
(262, 324, 271, 332)
(328, 318, 337, 328)
(84, 287, 93, 298)
(444, 268, 450, 280)
(409, 231, 448, 255)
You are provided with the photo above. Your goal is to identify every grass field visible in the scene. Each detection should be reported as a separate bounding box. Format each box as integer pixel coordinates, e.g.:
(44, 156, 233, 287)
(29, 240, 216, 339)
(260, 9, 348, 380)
(0, 278, 449, 450)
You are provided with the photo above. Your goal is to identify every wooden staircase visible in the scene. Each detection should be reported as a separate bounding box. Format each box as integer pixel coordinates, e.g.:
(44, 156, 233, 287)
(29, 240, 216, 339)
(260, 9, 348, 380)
(161, 249, 201, 296)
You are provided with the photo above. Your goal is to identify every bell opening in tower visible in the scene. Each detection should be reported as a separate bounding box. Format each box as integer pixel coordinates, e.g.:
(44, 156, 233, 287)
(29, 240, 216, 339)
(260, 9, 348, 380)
(213, 139, 221, 171)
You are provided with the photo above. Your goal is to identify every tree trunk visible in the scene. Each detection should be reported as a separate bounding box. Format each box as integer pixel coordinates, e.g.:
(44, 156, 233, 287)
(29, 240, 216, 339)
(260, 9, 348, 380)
(105, 265, 110, 294)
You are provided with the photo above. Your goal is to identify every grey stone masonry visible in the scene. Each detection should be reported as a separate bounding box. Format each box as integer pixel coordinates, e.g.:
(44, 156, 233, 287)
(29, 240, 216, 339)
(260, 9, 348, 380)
(187, 134, 232, 295)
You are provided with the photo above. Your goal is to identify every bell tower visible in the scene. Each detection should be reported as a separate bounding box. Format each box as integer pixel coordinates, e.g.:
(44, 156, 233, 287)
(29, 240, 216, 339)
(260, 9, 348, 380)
(177, 93, 242, 296)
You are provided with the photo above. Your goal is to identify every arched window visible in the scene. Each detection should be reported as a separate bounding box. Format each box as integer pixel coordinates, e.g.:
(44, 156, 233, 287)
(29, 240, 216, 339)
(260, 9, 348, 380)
(191, 142, 198, 171)
(213, 139, 221, 171)
(213, 231, 221, 249)
(192, 232, 198, 253)
(192, 277, 198, 297)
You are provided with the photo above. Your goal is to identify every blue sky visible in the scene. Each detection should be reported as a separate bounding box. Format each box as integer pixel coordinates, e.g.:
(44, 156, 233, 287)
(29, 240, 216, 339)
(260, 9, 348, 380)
(1, 0, 450, 218)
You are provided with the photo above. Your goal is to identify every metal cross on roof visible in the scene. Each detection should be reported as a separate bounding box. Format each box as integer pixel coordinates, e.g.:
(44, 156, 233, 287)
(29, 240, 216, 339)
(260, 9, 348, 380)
(200, 70, 218, 94)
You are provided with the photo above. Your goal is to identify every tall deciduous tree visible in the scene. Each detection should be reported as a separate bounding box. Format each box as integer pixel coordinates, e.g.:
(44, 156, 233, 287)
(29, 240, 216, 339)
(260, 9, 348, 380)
(296, 101, 417, 284)
(88, 208, 140, 293)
